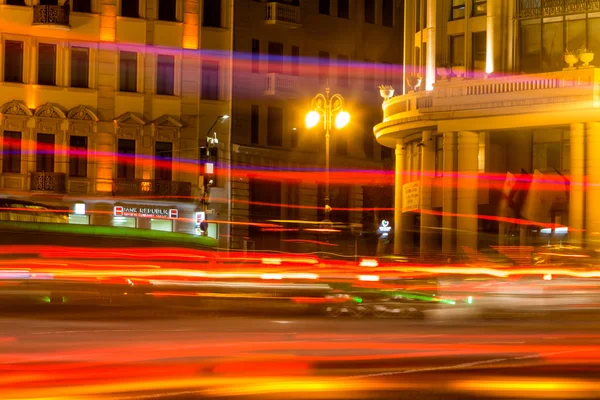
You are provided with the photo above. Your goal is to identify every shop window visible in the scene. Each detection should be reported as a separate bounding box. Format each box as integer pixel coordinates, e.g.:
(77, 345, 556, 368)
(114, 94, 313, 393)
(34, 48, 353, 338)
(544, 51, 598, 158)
(319, 0, 330, 15)
(2, 131, 21, 173)
(365, 0, 375, 23)
(337, 55, 349, 87)
(251, 105, 259, 144)
(71, 47, 89, 88)
(318, 51, 329, 84)
(201, 60, 219, 100)
(69, 136, 88, 177)
(38, 44, 56, 86)
(338, 0, 349, 18)
(451, 0, 465, 20)
(73, 0, 92, 13)
(36, 133, 55, 173)
(158, 0, 177, 21)
(113, 216, 136, 228)
(472, 32, 487, 73)
(291, 45, 300, 76)
(251, 39, 260, 73)
(119, 51, 137, 92)
(267, 106, 283, 146)
(122, 0, 139, 17)
(117, 139, 136, 179)
(4, 41, 23, 83)
(156, 54, 175, 95)
(203, 0, 221, 27)
(151, 219, 173, 232)
(382, 0, 393, 27)
(472, 0, 486, 15)
(155, 141, 173, 181)
(533, 130, 569, 172)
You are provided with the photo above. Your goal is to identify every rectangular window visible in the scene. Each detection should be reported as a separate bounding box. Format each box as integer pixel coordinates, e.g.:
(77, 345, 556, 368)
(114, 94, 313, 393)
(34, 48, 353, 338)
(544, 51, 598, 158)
(2, 131, 21, 173)
(158, 0, 177, 21)
(472, 0, 486, 16)
(6, 0, 26, 5)
(472, 32, 487, 73)
(435, 136, 443, 177)
(4, 41, 23, 83)
(268, 42, 284, 74)
(73, 0, 92, 13)
(318, 51, 329, 84)
(117, 139, 136, 179)
(451, 0, 466, 20)
(519, 22, 541, 73)
(291, 45, 300, 76)
(36, 133, 55, 173)
(267, 107, 283, 147)
(38, 43, 56, 86)
(532, 130, 569, 173)
(337, 55, 349, 87)
(201, 60, 219, 100)
(155, 141, 173, 181)
(251, 105, 259, 144)
(121, 0, 139, 17)
(156, 54, 175, 95)
(69, 136, 88, 178)
(319, 0, 330, 15)
(70, 47, 89, 88)
(450, 35, 465, 66)
(365, 0, 375, 23)
(382, 0, 394, 27)
(203, 0, 222, 27)
(338, 0, 349, 18)
(364, 59, 375, 90)
(251, 39, 260, 73)
(119, 51, 138, 92)
(542, 22, 563, 72)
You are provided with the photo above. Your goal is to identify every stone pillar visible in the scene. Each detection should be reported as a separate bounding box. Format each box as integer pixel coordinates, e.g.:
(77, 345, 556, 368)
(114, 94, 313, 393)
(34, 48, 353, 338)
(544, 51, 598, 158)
(456, 131, 479, 251)
(486, 0, 503, 74)
(394, 142, 406, 254)
(570, 123, 585, 245)
(586, 122, 600, 246)
(442, 132, 457, 254)
(420, 131, 436, 255)
(425, 0, 436, 90)
(403, 0, 416, 94)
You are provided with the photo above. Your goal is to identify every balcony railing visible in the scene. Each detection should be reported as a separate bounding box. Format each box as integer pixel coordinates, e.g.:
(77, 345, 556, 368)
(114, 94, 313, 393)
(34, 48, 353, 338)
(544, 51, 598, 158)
(112, 179, 193, 201)
(382, 90, 433, 120)
(33, 4, 70, 29)
(265, 2, 301, 27)
(264, 73, 297, 96)
(30, 172, 66, 193)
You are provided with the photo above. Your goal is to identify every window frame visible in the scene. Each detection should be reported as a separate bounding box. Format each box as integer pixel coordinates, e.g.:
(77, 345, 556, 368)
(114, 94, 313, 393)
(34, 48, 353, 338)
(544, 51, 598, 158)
(117, 138, 136, 180)
(319, 0, 331, 15)
(201, 60, 220, 101)
(4, 40, 24, 84)
(70, 47, 90, 89)
(267, 106, 283, 147)
(155, 141, 173, 181)
(382, 0, 394, 27)
(72, 0, 92, 13)
(251, 39, 260, 73)
(365, 0, 376, 24)
(37, 43, 57, 86)
(119, 50, 138, 92)
(451, 0, 466, 20)
(69, 135, 88, 178)
(157, 0, 177, 22)
(156, 54, 175, 96)
(472, 0, 487, 16)
(36, 133, 55, 173)
(203, 0, 222, 27)
(338, 0, 350, 18)
(2, 131, 22, 174)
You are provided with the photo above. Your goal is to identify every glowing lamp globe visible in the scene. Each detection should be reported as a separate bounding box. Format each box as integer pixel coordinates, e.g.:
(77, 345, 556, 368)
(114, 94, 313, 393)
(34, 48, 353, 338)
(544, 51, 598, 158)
(335, 111, 350, 129)
(305, 111, 320, 128)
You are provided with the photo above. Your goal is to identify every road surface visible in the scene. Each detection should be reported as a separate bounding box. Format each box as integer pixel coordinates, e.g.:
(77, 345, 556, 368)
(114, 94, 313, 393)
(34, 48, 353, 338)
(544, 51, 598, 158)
(2, 311, 600, 399)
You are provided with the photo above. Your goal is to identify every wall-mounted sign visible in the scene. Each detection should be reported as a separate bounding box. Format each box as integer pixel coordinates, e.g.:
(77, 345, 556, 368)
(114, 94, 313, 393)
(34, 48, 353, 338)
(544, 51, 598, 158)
(378, 220, 392, 237)
(74, 203, 86, 215)
(114, 206, 179, 219)
(402, 181, 420, 213)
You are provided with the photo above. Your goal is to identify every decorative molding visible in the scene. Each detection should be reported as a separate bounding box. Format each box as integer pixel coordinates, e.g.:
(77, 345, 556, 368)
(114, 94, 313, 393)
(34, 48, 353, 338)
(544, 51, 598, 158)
(34, 103, 66, 119)
(151, 114, 183, 129)
(67, 106, 99, 122)
(114, 112, 145, 125)
(0, 100, 33, 117)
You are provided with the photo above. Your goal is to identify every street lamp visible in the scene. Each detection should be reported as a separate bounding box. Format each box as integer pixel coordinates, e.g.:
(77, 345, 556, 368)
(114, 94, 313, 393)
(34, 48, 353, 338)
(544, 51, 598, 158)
(305, 87, 350, 222)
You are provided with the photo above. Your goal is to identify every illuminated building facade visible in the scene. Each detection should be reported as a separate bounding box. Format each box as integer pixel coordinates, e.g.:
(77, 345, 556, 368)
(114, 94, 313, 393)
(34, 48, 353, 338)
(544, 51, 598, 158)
(376, 0, 600, 255)
(0, 0, 233, 245)
(229, 0, 403, 252)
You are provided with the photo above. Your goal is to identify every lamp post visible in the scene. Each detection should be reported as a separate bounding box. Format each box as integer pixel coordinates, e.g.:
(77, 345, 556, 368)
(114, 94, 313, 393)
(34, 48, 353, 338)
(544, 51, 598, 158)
(306, 87, 350, 222)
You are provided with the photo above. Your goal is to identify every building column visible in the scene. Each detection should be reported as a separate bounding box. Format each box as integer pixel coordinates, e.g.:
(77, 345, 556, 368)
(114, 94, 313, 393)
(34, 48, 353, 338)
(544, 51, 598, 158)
(456, 131, 479, 251)
(570, 123, 585, 245)
(403, 0, 416, 94)
(425, 0, 436, 91)
(394, 142, 406, 254)
(442, 132, 457, 254)
(486, 0, 503, 74)
(420, 131, 436, 255)
(586, 122, 600, 246)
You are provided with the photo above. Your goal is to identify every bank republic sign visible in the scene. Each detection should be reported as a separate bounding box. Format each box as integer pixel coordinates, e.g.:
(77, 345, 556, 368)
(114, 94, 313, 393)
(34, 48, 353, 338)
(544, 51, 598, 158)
(114, 206, 179, 219)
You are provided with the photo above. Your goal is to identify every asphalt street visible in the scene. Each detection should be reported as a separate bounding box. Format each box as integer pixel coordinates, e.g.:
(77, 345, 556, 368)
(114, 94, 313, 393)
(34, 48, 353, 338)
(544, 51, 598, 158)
(2, 313, 600, 399)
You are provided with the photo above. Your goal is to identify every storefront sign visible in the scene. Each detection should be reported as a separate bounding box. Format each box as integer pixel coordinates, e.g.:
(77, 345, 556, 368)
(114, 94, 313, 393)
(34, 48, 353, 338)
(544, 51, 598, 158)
(402, 181, 420, 213)
(378, 220, 392, 233)
(114, 206, 179, 219)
